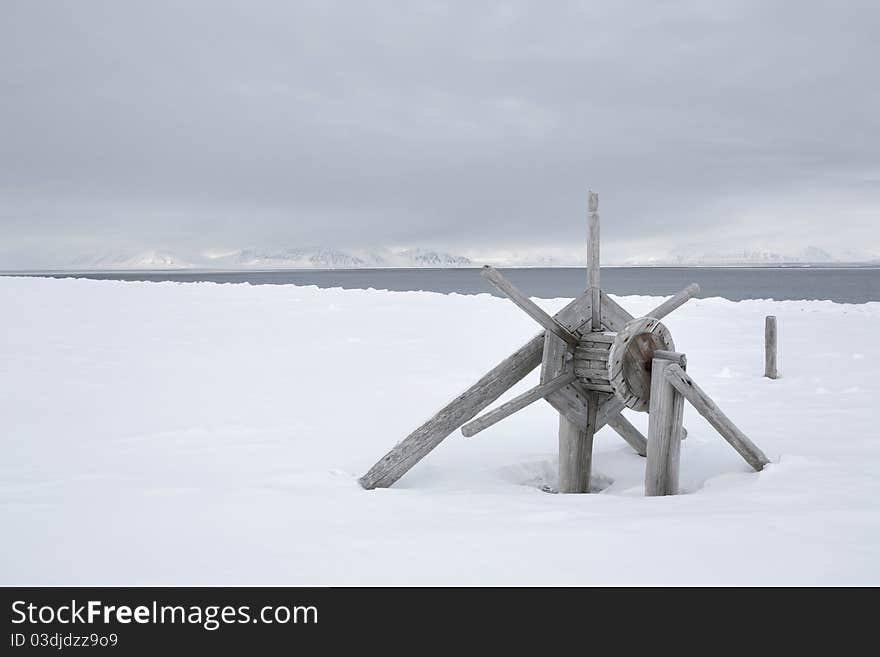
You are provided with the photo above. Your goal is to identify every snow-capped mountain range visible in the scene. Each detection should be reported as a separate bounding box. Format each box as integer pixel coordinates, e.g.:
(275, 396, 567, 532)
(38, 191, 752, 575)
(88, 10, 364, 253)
(616, 246, 879, 266)
(66, 245, 878, 270)
(68, 250, 186, 269)
(222, 247, 472, 269)
(69, 247, 473, 270)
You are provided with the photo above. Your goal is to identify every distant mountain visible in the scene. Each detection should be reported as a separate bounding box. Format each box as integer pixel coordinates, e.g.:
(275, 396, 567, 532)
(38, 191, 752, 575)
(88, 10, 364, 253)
(620, 245, 864, 266)
(229, 247, 369, 268)
(391, 248, 472, 267)
(69, 250, 193, 269)
(205, 247, 473, 269)
(66, 247, 473, 270)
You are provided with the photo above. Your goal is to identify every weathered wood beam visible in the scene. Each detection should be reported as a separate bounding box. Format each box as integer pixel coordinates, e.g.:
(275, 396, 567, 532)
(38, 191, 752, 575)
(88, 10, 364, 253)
(587, 191, 600, 329)
(600, 284, 700, 334)
(461, 372, 576, 437)
(540, 294, 592, 429)
(605, 412, 648, 456)
(582, 382, 614, 393)
(645, 356, 686, 496)
(567, 385, 626, 433)
(575, 347, 610, 360)
(358, 332, 545, 489)
(596, 395, 626, 428)
(558, 394, 596, 493)
(482, 266, 580, 349)
(579, 332, 614, 343)
(654, 350, 687, 368)
(584, 191, 603, 495)
(645, 283, 701, 320)
(577, 367, 611, 380)
(765, 315, 778, 379)
(665, 364, 770, 472)
(599, 291, 634, 331)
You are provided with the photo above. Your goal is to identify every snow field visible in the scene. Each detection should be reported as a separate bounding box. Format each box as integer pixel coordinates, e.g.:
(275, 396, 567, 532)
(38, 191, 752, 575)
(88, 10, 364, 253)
(1, 277, 878, 584)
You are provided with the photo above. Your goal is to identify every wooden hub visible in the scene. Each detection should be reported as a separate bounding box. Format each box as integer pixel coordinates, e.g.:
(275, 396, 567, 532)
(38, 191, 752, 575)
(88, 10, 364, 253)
(573, 331, 615, 394)
(607, 317, 675, 412)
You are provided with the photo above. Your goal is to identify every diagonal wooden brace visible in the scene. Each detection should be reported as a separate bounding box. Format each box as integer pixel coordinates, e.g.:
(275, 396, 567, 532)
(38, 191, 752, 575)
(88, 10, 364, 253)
(665, 364, 769, 471)
(481, 266, 580, 348)
(461, 372, 576, 437)
(359, 290, 594, 489)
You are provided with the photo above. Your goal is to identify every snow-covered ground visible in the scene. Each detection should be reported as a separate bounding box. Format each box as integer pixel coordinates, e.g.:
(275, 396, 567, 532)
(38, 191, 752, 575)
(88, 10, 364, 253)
(1, 277, 878, 585)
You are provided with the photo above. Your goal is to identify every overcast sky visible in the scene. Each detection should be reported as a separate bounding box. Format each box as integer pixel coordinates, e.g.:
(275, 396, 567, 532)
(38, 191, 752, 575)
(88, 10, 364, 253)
(2, 1, 879, 267)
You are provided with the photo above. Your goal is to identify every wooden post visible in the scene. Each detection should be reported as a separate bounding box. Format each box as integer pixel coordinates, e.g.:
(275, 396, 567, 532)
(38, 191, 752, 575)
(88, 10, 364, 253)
(558, 395, 596, 493)
(765, 315, 778, 379)
(644, 352, 686, 496)
(665, 364, 770, 471)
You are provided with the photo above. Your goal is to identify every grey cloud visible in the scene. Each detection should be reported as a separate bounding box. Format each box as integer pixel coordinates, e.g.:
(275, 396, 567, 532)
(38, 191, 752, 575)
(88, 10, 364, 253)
(1, 0, 878, 267)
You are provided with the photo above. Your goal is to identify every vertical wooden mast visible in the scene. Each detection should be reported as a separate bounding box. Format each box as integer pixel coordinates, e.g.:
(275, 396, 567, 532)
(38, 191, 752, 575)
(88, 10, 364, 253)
(557, 191, 601, 493)
(587, 190, 600, 329)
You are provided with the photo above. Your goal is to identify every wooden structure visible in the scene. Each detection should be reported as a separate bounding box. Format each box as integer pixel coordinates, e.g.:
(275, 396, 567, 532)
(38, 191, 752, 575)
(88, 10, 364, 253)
(765, 315, 779, 379)
(359, 192, 770, 495)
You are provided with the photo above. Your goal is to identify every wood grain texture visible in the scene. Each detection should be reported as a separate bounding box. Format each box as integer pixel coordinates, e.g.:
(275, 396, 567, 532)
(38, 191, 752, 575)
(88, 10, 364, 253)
(765, 315, 778, 379)
(644, 283, 700, 320)
(573, 337, 612, 384)
(665, 364, 770, 472)
(587, 191, 600, 329)
(574, 367, 611, 380)
(558, 394, 596, 493)
(653, 350, 687, 367)
(482, 266, 579, 348)
(575, 347, 611, 360)
(580, 191, 602, 493)
(599, 291, 634, 332)
(600, 284, 699, 331)
(461, 372, 576, 437)
(645, 357, 685, 496)
(541, 292, 592, 429)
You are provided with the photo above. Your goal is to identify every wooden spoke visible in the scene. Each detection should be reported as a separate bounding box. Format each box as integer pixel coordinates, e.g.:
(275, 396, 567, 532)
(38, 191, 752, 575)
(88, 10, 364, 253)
(646, 283, 701, 320)
(482, 266, 580, 349)
(461, 372, 576, 437)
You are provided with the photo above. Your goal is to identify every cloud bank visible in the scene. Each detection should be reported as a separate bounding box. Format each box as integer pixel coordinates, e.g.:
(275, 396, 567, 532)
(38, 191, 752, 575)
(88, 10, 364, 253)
(1, 1, 878, 267)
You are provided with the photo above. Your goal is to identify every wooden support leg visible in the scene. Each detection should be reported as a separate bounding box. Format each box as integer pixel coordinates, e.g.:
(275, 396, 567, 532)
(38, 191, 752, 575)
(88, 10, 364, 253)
(665, 364, 770, 471)
(359, 333, 544, 489)
(645, 356, 686, 496)
(558, 392, 596, 493)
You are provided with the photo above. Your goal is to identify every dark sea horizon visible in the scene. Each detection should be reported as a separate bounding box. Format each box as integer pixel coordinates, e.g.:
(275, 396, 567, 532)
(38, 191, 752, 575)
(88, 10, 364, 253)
(3, 265, 879, 304)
